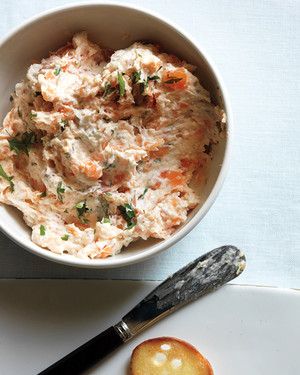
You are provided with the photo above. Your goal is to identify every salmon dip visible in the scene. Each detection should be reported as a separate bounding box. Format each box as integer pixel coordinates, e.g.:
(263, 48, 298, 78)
(0, 33, 225, 259)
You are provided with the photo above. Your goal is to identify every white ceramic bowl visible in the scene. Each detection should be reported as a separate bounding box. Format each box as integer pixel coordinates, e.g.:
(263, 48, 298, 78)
(0, 2, 230, 268)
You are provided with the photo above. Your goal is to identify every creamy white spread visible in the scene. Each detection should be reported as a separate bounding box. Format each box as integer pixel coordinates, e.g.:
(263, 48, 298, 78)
(0, 33, 225, 259)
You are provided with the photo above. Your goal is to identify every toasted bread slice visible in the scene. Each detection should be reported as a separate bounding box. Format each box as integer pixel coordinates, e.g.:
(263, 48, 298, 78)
(130, 337, 213, 375)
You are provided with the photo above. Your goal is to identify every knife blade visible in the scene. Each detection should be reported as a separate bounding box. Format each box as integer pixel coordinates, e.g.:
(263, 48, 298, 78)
(39, 245, 245, 375)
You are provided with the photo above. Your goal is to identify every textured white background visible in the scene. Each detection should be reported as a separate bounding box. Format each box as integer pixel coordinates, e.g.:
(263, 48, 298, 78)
(0, 0, 299, 286)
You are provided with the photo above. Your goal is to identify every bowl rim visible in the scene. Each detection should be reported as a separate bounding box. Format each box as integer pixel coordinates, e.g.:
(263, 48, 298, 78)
(0, 1, 232, 269)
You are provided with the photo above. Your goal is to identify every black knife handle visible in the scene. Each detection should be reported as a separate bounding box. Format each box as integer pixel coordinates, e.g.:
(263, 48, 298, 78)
(38, 326, 123, 375)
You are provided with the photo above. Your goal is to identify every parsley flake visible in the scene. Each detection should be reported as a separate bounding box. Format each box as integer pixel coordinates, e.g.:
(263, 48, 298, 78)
(61, 234, 69, 241)
(0, 164, 14, 192)
(148, 75, 159, 81)
(56, 181, 65, 202)
(30, 111, 37, 120)
(8, 132, 36, 156)
(138, 187, 148, 199)
(131, 71, 141, 84)
(118, 203, 136, 229)
(54, 66, 61, 76)
(61, 119, 69, 127)
(103, 82, 116, 97)
(117, 72, 126, 97)
(39, 225, 46, 236)
(60, 119, 69, 131)
(75, 200, 89, 223)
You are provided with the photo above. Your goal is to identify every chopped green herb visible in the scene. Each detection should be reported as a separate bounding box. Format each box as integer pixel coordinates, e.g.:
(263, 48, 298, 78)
(61, 234, 69, 241)
(102, 217, 110, 224)
(104, 162, 116, 170)
(0, 164, 14, 192)
(39, 191, 47, 198)
(39, 225, 46, 236)
(127, 222, 136, 230)
(148, 75, 159, 81)
(164, 77, 183, 84)
(8, 132, 36, 156)
(60, 119, 68, 131)
(61, 119, 69, 128)
(75, 200, 89, 223)
(54, 66, 61, 76)
(138, 187, 148, 199)
(9, 95, 13, 102)
(117, 72, 126, 97)
(30, 111, 37, 120)
(131, 71, 141, 84)
(34, 91, 41, 97)
(157, 66, 163, 72)
(118, 203, 136, 229)
(103, 82, 116, 97)
(56, 181, 65, 202)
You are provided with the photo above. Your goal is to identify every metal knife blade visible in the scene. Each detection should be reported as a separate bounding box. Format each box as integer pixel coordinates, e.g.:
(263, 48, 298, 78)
(115, 245, 245, 340)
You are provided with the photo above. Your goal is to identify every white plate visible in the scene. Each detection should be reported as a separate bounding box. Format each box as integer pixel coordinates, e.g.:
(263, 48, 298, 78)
(0, 281, 299, 374)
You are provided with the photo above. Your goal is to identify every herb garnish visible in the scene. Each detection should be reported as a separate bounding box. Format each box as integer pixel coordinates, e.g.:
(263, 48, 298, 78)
(103, 161, 116, 170)
(75, 200, 89, 223)
(131, 71, 141, 84)
(103, 82, 116, 97)
(138, 187, 148, 199)
(8, 132, 36, 156)
(39, 191, 47, 198)
(131, 71, 159, 100)
(118, 203, 136, 229)
(61, 119, 68, 127)
(56, 181, 65, 202)
(102, 217, 110, 224)
(117, 72, 126, 97)
(164, 77, 183, 84)
(60, 119, 68, 131)
(148, 75, 159, 81)
(61, 234, 69, 241)
(30, 111, 37, 120)
(0, 165, 14, 192)
(39, 225, 46, 236)
(54, 66, 61, 76)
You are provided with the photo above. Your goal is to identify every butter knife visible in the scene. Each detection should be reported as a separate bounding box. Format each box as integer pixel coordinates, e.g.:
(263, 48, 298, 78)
(39, 245, 246, 375)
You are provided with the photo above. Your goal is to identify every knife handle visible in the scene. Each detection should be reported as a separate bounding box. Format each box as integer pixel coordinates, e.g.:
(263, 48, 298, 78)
(38, 326, 123, 375)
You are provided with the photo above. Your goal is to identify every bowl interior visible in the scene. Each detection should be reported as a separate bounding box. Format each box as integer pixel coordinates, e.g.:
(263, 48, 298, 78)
(0, 4, 228, 268)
